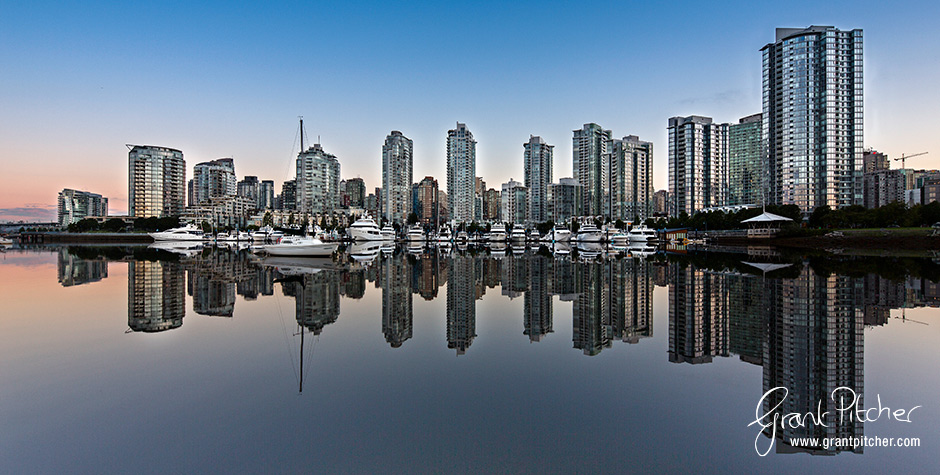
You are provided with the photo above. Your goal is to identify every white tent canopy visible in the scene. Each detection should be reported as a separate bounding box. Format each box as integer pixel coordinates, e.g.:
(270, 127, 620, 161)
(741, 211, 793, 224)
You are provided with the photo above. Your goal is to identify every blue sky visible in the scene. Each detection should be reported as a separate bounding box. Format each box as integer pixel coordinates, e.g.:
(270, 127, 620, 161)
(1, 0, 938, 219)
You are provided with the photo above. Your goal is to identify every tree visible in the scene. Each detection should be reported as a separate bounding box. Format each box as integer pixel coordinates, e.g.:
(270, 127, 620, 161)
(67, 218, 99, 233)
(101, 218, 126, 232)
(262, 211, 273, 227)
(407, 212, 419, 225)
(288, 212, 295, 226)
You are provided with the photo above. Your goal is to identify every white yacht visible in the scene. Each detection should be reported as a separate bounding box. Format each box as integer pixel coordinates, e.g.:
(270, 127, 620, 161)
(251, 226, 284, 243)
(551, 227, 572, 243)
(528, 229, 540, 242)
(406, 225, 426, 242)
(437, 227, 453, 244)
(609, 231, 631, 246)
(0, 236, 14, 246)
(150, 224, 206, 241)
(254, 235, 338, 257)
(215, 231, 251, 242)
(574, 223, 603, 242)
(628, 225, 657, 242)
(348, 215, 383, 241)
(456, 231, 469, 243)
(510, 225, 527, 242)
(489, 223, 507, 242)
(380, 225, 396, 240)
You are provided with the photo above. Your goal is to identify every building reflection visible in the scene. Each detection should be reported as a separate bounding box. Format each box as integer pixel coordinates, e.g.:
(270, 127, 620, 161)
(57, 248, 108, 287)
(572, 258, 653, 355)
(381, 253, 413, 348)
(127, 260, 185, 332)
(185, 249, 267, 317)
(667, 264, 728, 363)
(280, 270, 341, 335)
(524, 256, 552, 342)
(447, 254, 476, 355)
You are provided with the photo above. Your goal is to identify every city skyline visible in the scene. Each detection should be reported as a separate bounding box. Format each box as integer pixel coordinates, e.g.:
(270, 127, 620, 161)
(3, 1, 940, 221)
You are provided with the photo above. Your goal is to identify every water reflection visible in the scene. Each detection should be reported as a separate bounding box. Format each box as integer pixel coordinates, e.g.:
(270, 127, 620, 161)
(51, 244, 940, 457)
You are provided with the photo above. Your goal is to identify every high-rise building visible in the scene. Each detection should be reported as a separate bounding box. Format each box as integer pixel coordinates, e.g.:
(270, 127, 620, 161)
(548, 178, 582, 223)
(524, 135, 553, 224)
(864, 169, 912, 208)
(345, 177, 366, 208)
(58, 189, 108, 226)
(296, 143, 341, 215)
(863, 149, 889, 174)
(608, 135, 653, 222)
(415, 176, 439, 225)
(128, 145, 186, 218)
(763, 26, 864, 214)
(280, 179, 297, 211)
(483, 188, 500, 222)
(572, 123, 612, 217)
(382, 131, 413, 223)
(667, 116, 728, 216)
(237, 176, 259, 207)
(728, 114, 763, 206)
(501, 179, 527, 225)
(446, 122, 476, 223)
(191, 158, 236, 206)
(259, 180, 275, 210)
(653, 190, 669, 216)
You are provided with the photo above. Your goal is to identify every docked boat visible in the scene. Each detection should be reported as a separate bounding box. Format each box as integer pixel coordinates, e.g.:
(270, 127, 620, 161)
(348, 241, 382, 263)
(437, 227, 453, 243)
(628, 225, 657, 242)
(0, 236, 14, 246)
(215, 231, 251, 242)
(456, 231, 469, 243)
(255, 235, 338, 257)
(251, 226, 284, 243)
(489, 223, 507, 242)
(405, 225, 426, 242)
(380, 225, 396, 240)
(150, 224, 206, 241)
(348, 215, 383, 241)
(574, 223, 603, 242)
(528, 229, 540, 242)
(510, 225, 527, 242)
(609, 231, 631, 246)
(551, 226, 572, 243)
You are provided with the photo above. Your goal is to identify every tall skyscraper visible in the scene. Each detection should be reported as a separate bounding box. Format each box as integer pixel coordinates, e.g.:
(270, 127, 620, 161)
(237, 176, 259, 206)
(280, 179, 297, 211)
(728, 114, 763, 206)
(548, 178, 582, 223)
(762, 26, 864, 214)
(382, 131, 414, 223)
(128, 145, 186, 218)
(446, 122, 476, 223)
(572, 123, 612, 217)
(863, 149, 889, 174)
(296, 143, 341, 215)
(345, 177, 366, 208)
(58, 189, 108, 226)
(191, 158, 236, 206)
(259, 180, 275, 210)
(415, 176, 439, 225)
(608, 135, 653, 222)
(667, 116, 727, 216)
(524, 135, 553, 224)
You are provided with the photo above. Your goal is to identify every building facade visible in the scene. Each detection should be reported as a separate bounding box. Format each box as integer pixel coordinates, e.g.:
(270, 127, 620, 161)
(191, 158, 236, 206)
(572, 123, 612, 217)
(667, 116, 728, 217)
(128, 145, 186, 218)
(762, 26, 864, 214)
(58, 188, 108, 226)
(414, 176, 439, 225)
(608, 135, 653, 222)
(483, 188, 500, 222)
(345, 177, 365, 208)
(549, 177, 582, 223)
(524, 135, 553, 224)
(863, 149, 889, 174)
(382, 131, 414, 224)
(447, 123, 476, 223)
(501, 179, 527, 225)
(728, 114, 763, 206)
(259, 180, 275, 210)
(296, 143, 341, 215)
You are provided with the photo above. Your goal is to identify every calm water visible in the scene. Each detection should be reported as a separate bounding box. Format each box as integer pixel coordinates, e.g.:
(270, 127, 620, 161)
(1, 244, 939, 473)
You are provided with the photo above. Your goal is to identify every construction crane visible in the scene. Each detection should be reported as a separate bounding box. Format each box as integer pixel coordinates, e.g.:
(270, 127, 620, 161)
(893, 151, 929, 169)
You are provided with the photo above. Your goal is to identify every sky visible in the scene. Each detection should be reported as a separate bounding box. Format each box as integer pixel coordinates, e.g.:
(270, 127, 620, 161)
(2, 0, 939, 221)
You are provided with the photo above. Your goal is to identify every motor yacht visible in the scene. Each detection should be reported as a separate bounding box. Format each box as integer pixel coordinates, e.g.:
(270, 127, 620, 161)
(251, 226, 284, 243)
(348, 215, 383, 241)
(528, 229, 540, 242)
(149, 224, 206, 241)
(574, 223, 603, 242)
(254, 235, 338, 257)
(405, 225, 426, 242)
(489, 223, 507, 242)
(510, 225, 527, 242)
(380, 225, 396, 240)
(551, 226, 572, 243)
(628, 225, 657, 242)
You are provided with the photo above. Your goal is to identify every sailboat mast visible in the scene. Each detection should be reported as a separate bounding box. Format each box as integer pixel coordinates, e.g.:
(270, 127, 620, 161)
(299, 324, 304, 393)
(300, 117, 305, 152)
